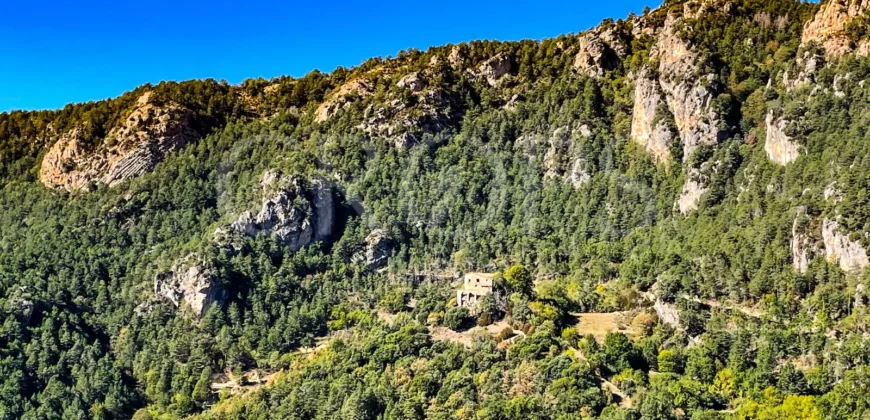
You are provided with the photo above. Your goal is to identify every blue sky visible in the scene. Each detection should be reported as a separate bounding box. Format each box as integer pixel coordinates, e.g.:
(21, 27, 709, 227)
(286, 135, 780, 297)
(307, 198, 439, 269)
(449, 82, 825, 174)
(1, 0, 659, 112)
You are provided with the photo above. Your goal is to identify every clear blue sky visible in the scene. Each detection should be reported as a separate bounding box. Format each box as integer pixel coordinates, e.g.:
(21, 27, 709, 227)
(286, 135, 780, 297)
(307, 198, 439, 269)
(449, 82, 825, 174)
(1, 0, 659, 112)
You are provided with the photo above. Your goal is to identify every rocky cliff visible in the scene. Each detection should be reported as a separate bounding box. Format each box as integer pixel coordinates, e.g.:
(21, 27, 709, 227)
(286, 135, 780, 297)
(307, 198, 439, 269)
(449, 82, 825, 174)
(573, 25, 629, 77)
(630, 12, 726, 213)
(357, 229, 393, 270)
(822, 217, 870, 273)
(215, 170, 334, 252)
(154, 254, 224, 317)
(655, 15, 723, 161)
(764, 111, 801, 165)
(631, 69, 674, 163)
(40, 92, 197, 190)
(801, 0, 870, 58)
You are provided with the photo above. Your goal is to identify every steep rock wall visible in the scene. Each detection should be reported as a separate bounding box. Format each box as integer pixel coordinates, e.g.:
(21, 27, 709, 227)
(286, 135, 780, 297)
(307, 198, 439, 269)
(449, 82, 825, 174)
(573, 26, 628, 77)
(765, 111, 801, 165)
(215, 171, 334, 252)
(822, 218, 870, 273)
(631, 69, 673, 162)
(40, 92, 197, 190)
(802, 0, 870, 59)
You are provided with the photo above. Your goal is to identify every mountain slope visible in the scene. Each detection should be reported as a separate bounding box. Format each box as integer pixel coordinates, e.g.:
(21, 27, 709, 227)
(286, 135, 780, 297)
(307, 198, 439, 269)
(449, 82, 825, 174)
(3, 0, 870, 419)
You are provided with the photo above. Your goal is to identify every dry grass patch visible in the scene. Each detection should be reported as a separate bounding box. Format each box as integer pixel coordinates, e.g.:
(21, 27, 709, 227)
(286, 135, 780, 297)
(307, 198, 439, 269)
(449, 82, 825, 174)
(569, 311, 635, 342)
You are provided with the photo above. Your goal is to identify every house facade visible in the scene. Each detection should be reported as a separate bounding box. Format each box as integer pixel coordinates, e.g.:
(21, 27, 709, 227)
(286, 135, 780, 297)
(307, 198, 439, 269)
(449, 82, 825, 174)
(456, 272, 494, 311)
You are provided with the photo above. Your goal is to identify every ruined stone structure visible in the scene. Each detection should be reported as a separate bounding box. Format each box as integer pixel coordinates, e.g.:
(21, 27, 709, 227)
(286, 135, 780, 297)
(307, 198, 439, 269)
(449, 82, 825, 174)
(456, 272, 495, 310)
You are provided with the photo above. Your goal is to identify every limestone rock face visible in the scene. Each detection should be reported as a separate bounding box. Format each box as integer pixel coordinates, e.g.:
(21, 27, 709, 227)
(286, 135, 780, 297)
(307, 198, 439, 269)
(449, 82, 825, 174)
(40, 92, 196, 190)
(656, 17, 722, 161)
(476, 54, 512, 86)
(678, 170, 706, 215)
(784, 53, 824, 91)
(631, 69, 674, 162)
(764, 111, 801, 165)
(315, 79, 374, 123)
(397, 72, 426, 92)
(538, 126, 592, 188)
(543, 126, 571, 179)
(654, 299, 681, 329)
(155, 255, 224, 317)
(361, 229, 393, 269)
(801, 0, 870, 59)
(822, 218, 870, 273)
(652, 15, 725, 213)
(216, 171, 334, 252)
(568, 158, 592, 187)
(573, 27, 627, 77)
(355, 72, 452, 149)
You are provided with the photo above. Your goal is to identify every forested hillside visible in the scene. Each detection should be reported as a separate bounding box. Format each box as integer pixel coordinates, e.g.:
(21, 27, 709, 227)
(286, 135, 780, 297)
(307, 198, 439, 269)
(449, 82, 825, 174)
(2, 0, 870, 418)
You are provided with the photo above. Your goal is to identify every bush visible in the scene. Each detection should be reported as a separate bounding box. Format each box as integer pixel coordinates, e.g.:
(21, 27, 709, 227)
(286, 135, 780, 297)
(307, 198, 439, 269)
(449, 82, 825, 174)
(561, 327, 580, 347)
(444, 307, 470, 331)
(657, 349, 683, 374)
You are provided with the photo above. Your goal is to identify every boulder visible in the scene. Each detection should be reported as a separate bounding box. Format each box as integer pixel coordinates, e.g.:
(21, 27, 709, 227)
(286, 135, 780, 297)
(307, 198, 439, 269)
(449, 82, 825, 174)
(654, 299, 681, 329)
(397, 72, 427, 93)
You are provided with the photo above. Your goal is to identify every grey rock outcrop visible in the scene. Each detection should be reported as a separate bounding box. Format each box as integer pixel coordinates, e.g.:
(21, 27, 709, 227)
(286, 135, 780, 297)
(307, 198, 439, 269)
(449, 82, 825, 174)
(315, 79, 374, 123)
(476, 54, 512, 86)
(678, 169, 706, 215)
(40, 92, 197, 190)
(630, 14, 726, 213)
(397, 72, 426, 93)
(537, 126, 592, 188)
(765, 111, 801, 165)
(654, 298, 681, 329)
(216, 171, 334, 252)
(573, 27, 627, 77)
(155, 255, 224, 317)
(568, 158, 592, 187)
(784, 52, 823, 92)
(656, 15, 723, 161)
(822, 218, 870, 273)
(360, 229, 393, 269)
